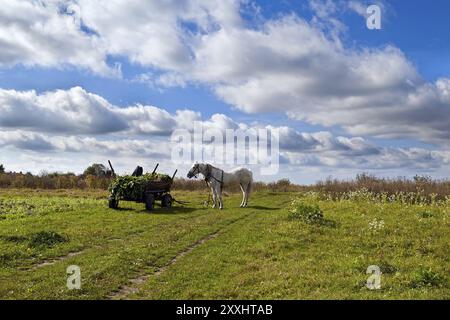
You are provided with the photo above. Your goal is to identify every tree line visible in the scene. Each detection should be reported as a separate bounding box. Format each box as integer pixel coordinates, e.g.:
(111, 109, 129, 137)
(0, 163, 112, 189)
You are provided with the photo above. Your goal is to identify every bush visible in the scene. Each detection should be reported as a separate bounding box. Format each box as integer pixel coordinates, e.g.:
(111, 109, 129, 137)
(83, 163, 110, 177)
(268, 179, 292, 192)
(288, 199, 324, 224)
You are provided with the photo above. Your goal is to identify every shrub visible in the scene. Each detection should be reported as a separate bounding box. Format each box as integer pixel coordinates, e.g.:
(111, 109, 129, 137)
(268, 179, 292, 192)
(288, 199, 324, 224)
(83, 163, 110, 177)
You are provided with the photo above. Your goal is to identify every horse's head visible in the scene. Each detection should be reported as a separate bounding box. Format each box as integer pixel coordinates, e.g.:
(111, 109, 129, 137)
(187, 163, 200, 179)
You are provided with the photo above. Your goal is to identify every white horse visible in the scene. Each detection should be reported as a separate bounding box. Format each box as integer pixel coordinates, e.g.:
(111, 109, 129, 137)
(187, 163, 253, 209)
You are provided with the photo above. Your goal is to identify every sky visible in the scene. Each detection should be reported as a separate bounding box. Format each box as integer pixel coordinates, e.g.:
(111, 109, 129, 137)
(0, 0, 449, 184)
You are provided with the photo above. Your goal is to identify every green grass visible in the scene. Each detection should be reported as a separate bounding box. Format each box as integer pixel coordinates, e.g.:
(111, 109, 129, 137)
(0, 189, 448, 299)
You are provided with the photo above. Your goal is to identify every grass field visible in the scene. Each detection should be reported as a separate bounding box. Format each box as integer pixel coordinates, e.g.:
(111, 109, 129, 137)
(0, 189, 448, 300)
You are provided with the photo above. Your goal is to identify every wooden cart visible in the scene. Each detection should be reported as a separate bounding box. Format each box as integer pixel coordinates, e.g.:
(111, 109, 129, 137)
(107, 162, 177, 211)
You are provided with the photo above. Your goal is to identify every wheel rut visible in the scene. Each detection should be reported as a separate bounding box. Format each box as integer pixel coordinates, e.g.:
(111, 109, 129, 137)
(108, 231, 219, 299)
(108, 213, 252, 300)
(30, 250, 86, 270)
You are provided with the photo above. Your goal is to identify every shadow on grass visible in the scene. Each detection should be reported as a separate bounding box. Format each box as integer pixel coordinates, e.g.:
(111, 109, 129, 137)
(0, 231, 69, 248)
(246, 205, 279, 211)
(289, 217, 339, 228)
(111, 207, 134, 212)
(319, 219, 339, 228)
(138, 206, 202, 215)
(0, 235, 28, 243)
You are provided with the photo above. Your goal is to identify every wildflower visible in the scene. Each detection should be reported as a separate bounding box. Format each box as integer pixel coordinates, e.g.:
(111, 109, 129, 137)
(368, 218, 385, 233)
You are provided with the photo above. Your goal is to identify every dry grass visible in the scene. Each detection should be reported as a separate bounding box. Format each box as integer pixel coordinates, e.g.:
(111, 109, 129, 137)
(1, 172, 449, 203)
(311, 174, 450, 203)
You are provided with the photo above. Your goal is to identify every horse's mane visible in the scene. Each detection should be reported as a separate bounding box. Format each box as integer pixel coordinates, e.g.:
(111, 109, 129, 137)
(203, 163, 219, 170)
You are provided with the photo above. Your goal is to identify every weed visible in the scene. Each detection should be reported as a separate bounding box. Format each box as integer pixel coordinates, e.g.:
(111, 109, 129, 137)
(410, 267, 447, 288)
(288, 199, 324, 224)
(368, 218, 385, 233)
(417, 211, 434, 218)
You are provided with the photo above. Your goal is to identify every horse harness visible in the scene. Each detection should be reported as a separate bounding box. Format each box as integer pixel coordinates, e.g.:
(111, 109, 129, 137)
(204, 164, 224, 191)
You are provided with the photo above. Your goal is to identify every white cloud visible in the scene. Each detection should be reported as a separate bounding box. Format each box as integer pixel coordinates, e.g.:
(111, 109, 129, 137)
(193, 14, 449, 143)
(0, 86, 204, 135)
(283, 144, 449, 171)
(75, 0, 243, 71)
(309, 0, 347, 40)
(347, 0, 386, 18)
(0, 87, 128, 134)
(114, 105, 178, 136)
(274, 127, 381, 156)
(0, 0, 117, 76)
(0, 86, 253, 136)
(0, 130, 55, 151)
(76, 0, 190, 71)
(0, 130, 169, 159)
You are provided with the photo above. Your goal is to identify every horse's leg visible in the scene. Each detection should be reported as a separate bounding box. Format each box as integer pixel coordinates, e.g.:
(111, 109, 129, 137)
(211, 186, 217, 208)
(244, 181, 251, 207)
(218, 186, 223, 210)
(239, 183, 245, 207)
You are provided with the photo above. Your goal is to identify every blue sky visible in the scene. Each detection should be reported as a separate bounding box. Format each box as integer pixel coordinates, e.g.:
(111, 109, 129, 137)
(0, 0, 449, 183)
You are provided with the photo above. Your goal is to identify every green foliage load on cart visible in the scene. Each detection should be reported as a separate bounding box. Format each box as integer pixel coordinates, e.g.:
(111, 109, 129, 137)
(108, 173, 171, 200)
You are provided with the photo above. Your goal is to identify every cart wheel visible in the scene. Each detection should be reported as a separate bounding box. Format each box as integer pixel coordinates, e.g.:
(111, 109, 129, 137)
(161, 194, 172, 208)
(108, 197, 119, 209)
(145, 193, 155, 211)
